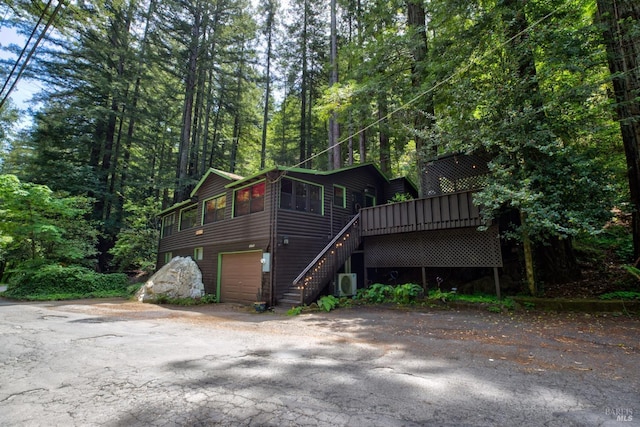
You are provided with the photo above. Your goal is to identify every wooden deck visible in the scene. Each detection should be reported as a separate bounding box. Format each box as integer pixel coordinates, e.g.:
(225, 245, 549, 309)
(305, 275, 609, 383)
(360, 190, 483, 236)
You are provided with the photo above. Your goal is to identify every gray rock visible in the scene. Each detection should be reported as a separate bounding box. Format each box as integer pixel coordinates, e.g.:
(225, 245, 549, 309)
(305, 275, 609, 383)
(136, 256, 204, 302)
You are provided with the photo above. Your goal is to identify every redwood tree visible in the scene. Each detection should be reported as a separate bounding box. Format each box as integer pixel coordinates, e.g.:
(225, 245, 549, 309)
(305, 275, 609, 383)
(596, 0, 640, 260)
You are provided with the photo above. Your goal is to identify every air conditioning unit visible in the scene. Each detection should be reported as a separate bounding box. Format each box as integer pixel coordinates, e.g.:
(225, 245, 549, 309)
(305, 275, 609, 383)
(338, 273, 357, 297)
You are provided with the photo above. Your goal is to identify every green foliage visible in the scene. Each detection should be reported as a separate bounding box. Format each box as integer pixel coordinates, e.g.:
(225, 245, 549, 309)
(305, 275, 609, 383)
(427, 289, 454, 302)
(599, 291, 640, 301)
(108, 198, 160, 272)
(317, 295, 339, 312)
(425, 290, 515, 312)
(287, 306, 304, 316)
(3, 264, 129, 300)
(387, 193, 414, 204)
(574, 224, 634, 264)
(200, 294, 218, 304)
(354, 283, 424, 305)
(148, 294, 218, 306)
(0, 175, 98, 276)
(622, 265, 640, 282)
(392, 283, 424, 304)
(356, 283, 394, 304)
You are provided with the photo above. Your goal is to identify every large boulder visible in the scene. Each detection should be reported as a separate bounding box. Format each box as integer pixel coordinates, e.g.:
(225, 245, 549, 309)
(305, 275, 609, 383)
(137, 256, 205, 302)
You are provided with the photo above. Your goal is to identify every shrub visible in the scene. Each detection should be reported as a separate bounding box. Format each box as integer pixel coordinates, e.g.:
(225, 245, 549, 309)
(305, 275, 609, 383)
(317, 295, 339, 312)
(392, 283, 423, 304)
(599, 291, 640, 300)
(4, 264, 129, 300)
(356, 283, 394, 303)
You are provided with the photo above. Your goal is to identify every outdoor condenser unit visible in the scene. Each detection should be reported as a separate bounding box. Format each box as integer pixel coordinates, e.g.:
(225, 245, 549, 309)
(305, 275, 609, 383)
(338, 273, 357, 297)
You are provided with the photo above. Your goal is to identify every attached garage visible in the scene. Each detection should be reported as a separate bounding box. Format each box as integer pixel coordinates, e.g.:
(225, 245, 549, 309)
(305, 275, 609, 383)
(218, 251, 263, 304)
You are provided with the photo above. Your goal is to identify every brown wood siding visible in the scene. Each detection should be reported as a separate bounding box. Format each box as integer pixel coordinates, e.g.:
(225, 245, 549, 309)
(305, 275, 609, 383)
(156, 173, 274, 300)
(157, 164, 391, 304)
(220, 252, 263, 303)
(272, 167, 387, 301)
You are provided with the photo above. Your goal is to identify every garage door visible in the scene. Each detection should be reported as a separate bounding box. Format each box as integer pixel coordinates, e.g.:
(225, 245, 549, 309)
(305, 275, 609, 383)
(219, 252, 262, 304)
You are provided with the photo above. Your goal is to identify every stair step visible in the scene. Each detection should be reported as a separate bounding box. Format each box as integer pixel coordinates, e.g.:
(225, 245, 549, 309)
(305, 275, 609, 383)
(278, 290, 302, 306)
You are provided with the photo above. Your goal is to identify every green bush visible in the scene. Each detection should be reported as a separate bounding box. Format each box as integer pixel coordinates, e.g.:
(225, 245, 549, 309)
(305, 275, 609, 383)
(392, 283, 423, 304)
(317, 295, 339, 312)
(599, 291, 640, 301)
(4, 264, 129, 300)
(356, 283, 394, 303)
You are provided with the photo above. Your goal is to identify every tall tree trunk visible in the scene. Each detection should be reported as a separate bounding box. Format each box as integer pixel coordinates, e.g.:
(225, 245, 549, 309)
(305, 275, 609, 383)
(378, 94, 390, 175)
(260, 0, 276, 170)
(596, 0, 640, 260)
(229, 41, 246, 173)
(119, 0, 156, 222)
(328, 0, 340, 170)
(299, 0, 309, 168)
(176, 3, 203, 203)
(201, 4, 222, 172)
(407, 0, 435, 190)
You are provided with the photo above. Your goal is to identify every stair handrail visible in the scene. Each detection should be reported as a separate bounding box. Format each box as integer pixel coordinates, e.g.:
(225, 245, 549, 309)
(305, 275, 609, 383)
(292, 213, 360, 286)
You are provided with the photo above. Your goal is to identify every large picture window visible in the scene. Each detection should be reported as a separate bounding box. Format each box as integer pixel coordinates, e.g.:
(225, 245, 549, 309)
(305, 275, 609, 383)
(280, 178, 323, 214)
(161, 213, 175, 238)
(179, 205, 198, 230)
(203, 194, 226, 224)
(234, 181, 265, 217)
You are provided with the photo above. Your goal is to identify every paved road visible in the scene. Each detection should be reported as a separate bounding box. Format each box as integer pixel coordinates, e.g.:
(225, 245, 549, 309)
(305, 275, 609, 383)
(0, 299, 638, 426)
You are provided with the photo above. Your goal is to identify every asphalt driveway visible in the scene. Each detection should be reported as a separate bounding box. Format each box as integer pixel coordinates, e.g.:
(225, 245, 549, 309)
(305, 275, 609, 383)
(0, 298, 638, 426)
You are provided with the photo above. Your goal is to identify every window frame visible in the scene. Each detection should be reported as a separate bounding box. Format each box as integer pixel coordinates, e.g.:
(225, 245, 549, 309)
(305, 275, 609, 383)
(193, 247, 203, 261)
(161, 213, 175, 238)
(280, 177, 324, 215)
(333, 185, 346, 208)
(365, 193, 377, 208)
(233, 180, 266, 218)
(164, 252, 172, 264)
(179, 204, 198, 231)
(202, 193, 227, 225)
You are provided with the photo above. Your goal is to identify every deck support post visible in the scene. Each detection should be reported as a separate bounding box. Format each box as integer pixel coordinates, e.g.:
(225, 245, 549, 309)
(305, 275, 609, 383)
(421, 267, 428, 293)
(493, 267, 501, 300)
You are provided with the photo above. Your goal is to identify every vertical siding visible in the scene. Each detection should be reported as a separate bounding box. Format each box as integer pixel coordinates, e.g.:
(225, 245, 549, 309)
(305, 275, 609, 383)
(361, 190, 483, 235)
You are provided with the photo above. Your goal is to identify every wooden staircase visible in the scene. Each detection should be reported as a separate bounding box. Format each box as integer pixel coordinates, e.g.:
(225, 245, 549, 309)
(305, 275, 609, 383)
(279, 214, 362, 306)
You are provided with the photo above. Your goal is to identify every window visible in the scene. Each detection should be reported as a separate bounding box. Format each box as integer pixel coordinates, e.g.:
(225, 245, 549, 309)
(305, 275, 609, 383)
(280, 178, 323, 214)
(164, 252, 172, 264)
(333, 185, 346, 208)
(179, 205, 198, 230)
(234, 181, 265, 217)
(203, 194, 226, 224)
(193, 247, 203, 261)
(365, 193, 376, 208)
(161, 214, 175, 238)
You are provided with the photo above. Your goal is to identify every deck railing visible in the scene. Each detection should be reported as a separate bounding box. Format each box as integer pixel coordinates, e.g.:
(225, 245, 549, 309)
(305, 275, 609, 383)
(360, 190, 483, 236)
(292, 214, 362, 305)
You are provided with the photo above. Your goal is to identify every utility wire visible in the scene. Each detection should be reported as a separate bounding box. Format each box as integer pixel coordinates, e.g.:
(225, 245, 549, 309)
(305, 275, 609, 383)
(0, 0, 54, 100)
(291, 6, 563, 170)
(0, 0, 64, 110)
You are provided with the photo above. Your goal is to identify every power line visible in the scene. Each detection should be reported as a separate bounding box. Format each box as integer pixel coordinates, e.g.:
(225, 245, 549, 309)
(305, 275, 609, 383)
(0, 0, 64, 110)
(0, 0, 54, 100)
(291, 5, 563, 170)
